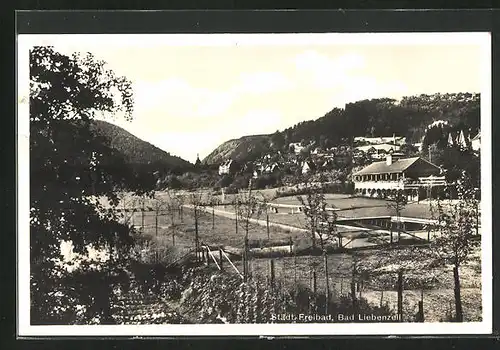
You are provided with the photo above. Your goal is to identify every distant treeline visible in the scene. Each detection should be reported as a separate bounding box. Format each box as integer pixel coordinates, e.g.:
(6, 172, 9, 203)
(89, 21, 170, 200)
(271, 93, 480, 150)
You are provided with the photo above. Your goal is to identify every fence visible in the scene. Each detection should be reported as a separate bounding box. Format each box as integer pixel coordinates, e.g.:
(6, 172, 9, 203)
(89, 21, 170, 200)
(234, 252, 481, 323)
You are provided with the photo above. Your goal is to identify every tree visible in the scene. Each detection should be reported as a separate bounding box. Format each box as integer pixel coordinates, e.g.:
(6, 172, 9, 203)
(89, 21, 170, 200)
(386, 191, 408, 243)
(29, 47, 147, 324)
(429, 172, 479, 322)
(296, 180, 329, 251)
(188, 191, 206, 258)
(235, 182, 267, 281)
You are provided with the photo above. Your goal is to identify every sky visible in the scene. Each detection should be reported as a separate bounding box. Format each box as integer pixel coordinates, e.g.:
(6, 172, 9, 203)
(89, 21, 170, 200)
(19, 33, 489, 163)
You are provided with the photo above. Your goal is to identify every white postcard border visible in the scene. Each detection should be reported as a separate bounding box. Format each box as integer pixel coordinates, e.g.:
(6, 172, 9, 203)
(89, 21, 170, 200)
(17, 32, 493, 336)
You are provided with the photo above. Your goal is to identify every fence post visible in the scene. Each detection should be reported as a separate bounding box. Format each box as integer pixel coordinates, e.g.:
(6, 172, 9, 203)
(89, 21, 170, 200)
(270, 259, 275, 287)
(397, 270, 403, 322)
(351, 261, 357, 311)
(267, 213, 270, 239)
(289, 237, 293, 256)
(141, 198, 145, 233)
(312, 268, 317, 295)
(155, 210, 158, 237)
(212, 205, 215, 229)
(207, 248, 211, 266)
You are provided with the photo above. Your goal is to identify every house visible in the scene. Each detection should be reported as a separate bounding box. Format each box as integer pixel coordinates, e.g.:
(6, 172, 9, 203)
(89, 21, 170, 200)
(301, 160, 316, 174)
(289, 142, 304, 154)
(471, 132, 480, 152)
(354, 135, 406, 146)
(218, 159, 239, 175)
(352, 154, 444, 201)
(355, 143, 401, 154)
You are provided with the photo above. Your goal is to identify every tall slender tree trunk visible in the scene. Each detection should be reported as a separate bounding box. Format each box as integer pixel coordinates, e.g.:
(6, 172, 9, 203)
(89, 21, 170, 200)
(453, 264, 464, 322)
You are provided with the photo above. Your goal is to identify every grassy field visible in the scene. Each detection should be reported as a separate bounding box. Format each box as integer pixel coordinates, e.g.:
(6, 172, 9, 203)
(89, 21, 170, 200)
(128, 205, 309, 251)
(273, 194, 436, 219)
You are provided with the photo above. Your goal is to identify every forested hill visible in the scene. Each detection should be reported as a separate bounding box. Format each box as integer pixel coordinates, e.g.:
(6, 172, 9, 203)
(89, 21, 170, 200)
(90, 120, 193, 173)
(277, 93, 480, 148)
(204, 93, 480, 165)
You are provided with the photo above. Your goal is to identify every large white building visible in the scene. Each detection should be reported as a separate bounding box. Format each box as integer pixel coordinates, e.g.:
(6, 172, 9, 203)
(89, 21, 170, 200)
(352, 154, 444, 201)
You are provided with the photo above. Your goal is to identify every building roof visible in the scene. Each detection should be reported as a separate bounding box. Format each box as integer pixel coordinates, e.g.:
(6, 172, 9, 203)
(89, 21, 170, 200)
(472, 132, 480, 141)
(354, 156, 434, 175)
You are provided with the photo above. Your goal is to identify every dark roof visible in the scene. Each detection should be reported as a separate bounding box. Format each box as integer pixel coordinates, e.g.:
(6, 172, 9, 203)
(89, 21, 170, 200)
(472, 133, 480, 141)
(354, 156, 439, 175)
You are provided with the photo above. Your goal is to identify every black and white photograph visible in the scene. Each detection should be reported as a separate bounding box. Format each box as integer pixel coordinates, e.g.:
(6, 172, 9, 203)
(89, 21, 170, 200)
(17, 32, 492, 336)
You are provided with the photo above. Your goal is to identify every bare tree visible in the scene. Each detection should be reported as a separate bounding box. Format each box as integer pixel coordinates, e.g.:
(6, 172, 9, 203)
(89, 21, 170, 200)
(296, 180, 328, 251)
(117, 192, 140, 227)
(235, 181, 267, 281)
(429, 172, 479, 322)
(165, 189, 182, 246)
(188, 190, 206, 260)
(386, 191, 408, 243)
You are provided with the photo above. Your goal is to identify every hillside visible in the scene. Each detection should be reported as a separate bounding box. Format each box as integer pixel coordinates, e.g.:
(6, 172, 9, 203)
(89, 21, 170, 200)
(205, 93, 480, 165)
(90, 120, 193, 173)
(203, 134, 271, 165)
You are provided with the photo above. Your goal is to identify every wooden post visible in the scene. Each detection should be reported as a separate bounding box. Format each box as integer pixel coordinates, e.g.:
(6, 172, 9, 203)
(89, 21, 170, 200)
(235, 210, 238, 235)
(380, 290, 384, 307)
(206, 248, 211, 266)
(212, 205, 215, 229)
(244, 237, 249, 282)
(266, 213, 270, 239)
(141, 198, 145, 233)
(418, 301, 424, 322)
(289, 237, 293, 256)
(350, 279, 356, 309)
(312, 268, 317, 295)
(219, 248, 224, 270)
(417, 289, 424, 322)
(397, 270, 403, 322)
(270, 259, 275, 287)
(294, 254, 297, 287)
(351, 261, 357, 310)
(155, 210, 158, 237)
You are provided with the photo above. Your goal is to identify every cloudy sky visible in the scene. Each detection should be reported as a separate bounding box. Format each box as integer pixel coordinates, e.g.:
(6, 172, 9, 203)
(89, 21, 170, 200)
(19, 33, 488, 163)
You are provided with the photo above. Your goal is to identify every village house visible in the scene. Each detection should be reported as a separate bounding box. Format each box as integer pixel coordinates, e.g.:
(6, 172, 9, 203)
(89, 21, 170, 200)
(354, 135, 406, 146)
(289, 142, 305, 155)
(218, 159, 239, 176)
(355, 143, 401, 154)
(352, 153, 445, 201)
